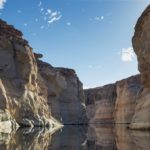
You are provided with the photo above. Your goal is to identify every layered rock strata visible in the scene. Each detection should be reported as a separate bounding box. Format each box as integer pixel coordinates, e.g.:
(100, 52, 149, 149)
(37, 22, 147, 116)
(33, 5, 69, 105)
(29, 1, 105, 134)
(85, 84, 116, 124)
(0, 19, 87, 129)
(85, 75, 141, 124)
(130, 5, 150, 130)
(37, 60, 87, 125)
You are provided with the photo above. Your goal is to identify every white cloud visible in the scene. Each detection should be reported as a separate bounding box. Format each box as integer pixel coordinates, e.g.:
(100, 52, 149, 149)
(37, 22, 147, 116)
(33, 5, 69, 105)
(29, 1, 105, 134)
(0, 0, 6, 10)
(38, 1, 42, 7)
(38, 2, 62, 26)
(94, 15, 104, 21)
(48, 11, 62, 24)
(66, 22, 71, 26)
(40, 25, 44, 29)
(101, 16, 104, 20)
(120, 47, 135, 62)
(23, 23, 28, 27)
(40, 8, 44, 12)
(47, 9, 52, 14)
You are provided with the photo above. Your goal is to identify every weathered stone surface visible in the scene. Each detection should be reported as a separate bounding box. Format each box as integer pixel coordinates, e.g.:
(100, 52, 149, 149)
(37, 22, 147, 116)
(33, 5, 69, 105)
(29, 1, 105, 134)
(0, 19, 87, 128)
(85, 84, 116, 124)
(0, 19, 53, 127)
(115, 75, 142, 124)
(38, 60, 87, 124)
(85, 75, 141, 124)
(130, 5, 150, 129)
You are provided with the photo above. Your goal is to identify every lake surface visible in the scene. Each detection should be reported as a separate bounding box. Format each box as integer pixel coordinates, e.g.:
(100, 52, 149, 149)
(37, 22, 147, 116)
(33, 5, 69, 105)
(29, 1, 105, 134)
(0, 124, 150, 150)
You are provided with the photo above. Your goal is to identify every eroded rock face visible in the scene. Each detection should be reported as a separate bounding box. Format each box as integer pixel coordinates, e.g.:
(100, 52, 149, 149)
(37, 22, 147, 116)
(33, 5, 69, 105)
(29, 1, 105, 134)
(0, 19, 53, 127)
(38, 60, 87, 124)
(85, 75, 141, 124)
(115, 75, 142, 124)
(0, 19, 87, 128)
(85, 84, 116, 124)
(130, 5, 150, 129)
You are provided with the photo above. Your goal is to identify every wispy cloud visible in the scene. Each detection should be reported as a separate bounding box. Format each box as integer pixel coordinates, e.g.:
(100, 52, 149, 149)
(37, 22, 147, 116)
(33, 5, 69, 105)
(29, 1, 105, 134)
(66, 22, 71, 26)
(94, 15, 104, 21)
(38, 1, 62, 26)
(23, 23, 28, 27)
(0, 0, 7, 10)
(38, 1, 42, 7)
(119, 47, 135, 62)
(88, 65, 102, 69)
(47, 11, 62, 24)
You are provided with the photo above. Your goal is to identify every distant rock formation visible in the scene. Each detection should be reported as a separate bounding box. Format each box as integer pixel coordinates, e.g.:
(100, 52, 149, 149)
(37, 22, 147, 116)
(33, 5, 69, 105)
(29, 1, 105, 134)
(85, 75, 141, 124)
(0, 19, 87, 129)
(85, 84, 116, 124)
(85, 5, 150, 130)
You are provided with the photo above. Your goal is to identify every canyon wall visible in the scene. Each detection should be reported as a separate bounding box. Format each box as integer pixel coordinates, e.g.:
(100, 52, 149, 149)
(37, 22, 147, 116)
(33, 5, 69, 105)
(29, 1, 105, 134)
(85, 75, 141, 124)
(130, 5, 150, 130)
(85, 84, 116, 124)
(85, 5, 150, 129)
(37, 60, 87, 125)
(0, 19, 87, 128)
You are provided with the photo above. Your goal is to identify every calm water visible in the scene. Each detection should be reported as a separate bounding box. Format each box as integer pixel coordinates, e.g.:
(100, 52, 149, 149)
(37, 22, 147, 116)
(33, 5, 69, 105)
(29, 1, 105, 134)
(0, 125, 150, 150)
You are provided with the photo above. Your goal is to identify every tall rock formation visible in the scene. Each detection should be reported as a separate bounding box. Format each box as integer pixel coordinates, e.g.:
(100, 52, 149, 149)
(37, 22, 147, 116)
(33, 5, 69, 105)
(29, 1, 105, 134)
(0, 19, 87, 128)
(85, 75, 141, 124)
(115, 75, 141, 124)
(130, 5, 150, 129)
(0, 19, 52, 127)
(37, 60, 87, 125)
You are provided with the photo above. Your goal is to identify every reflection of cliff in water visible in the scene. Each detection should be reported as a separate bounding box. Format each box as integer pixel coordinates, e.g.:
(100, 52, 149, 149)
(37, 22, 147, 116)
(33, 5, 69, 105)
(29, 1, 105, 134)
(0, 125, 150, 150)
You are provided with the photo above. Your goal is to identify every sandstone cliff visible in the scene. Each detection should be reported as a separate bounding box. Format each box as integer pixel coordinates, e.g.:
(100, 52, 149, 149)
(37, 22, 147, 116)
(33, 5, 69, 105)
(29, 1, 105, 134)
(85, 84, 116, 124)
(37, 60, 87, 124)
(130, 5, 150, 130)
(85, 75, 141, 124)
(85, 5, 150, 129)
(0, 19, 87, 129)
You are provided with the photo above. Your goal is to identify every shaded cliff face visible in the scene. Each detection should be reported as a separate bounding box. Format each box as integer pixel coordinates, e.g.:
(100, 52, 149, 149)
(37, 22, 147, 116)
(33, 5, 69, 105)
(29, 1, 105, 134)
(85, 84, 116, 124)
(115, 75, 141, 124)
(38, 60, 87, 124)
(0, 19, 87, 127)
(85, 75, 141, 124)
(130, 5, 150, 129)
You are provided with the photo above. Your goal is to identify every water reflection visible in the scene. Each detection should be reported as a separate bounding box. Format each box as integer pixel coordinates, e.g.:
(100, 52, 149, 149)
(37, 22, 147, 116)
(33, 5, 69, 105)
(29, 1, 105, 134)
(0, 125, 150, 150)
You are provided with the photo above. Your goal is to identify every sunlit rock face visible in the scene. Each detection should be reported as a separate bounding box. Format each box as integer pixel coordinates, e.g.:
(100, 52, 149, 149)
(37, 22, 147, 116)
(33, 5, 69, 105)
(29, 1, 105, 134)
(130, 5, 150, 129)
(115, 75, 141, 124)
(85, 75, 141, 124)
(85, 84, 117, 124)
(0, 18, 87, 128)
(38, 60, 87, 125)
(0, 19, 52, 127)
(0, 19, 87, 127)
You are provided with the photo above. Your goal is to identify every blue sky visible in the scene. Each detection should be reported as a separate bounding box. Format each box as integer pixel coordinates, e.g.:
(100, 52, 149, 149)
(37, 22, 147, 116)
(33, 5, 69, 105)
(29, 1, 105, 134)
(0, 0, 149, 88)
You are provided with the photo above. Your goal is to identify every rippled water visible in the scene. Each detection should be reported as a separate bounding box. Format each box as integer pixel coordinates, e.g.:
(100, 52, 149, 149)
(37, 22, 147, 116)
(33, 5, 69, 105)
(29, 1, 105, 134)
(0, 125, 150, 150)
